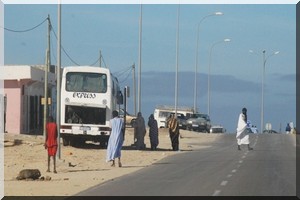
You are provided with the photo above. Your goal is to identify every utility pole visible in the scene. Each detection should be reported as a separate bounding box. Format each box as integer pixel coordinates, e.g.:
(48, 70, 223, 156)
(57, 4, 62, 159)
(43, 14, 51, 137)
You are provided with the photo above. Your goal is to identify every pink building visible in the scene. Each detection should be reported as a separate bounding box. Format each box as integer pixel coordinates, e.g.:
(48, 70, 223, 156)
(1, 65, 56, 135)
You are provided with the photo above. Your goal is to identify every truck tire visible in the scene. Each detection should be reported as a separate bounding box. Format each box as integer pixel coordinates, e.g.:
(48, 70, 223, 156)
(62, 137, 70, 146)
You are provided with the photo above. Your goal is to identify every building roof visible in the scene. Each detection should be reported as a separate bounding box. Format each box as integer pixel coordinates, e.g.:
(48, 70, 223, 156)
(0, 65, 56, 84)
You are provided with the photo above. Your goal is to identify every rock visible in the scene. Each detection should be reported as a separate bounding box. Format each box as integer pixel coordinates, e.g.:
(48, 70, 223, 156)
(16, 169, 41, 180)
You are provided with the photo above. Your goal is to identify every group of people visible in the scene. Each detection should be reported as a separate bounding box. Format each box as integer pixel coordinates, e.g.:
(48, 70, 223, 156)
(44, 107, 253, 173)
(106, 110, 182, 167)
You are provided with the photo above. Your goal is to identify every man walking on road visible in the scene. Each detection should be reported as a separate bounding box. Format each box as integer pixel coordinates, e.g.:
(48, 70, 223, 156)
(236, 107, 253, 151)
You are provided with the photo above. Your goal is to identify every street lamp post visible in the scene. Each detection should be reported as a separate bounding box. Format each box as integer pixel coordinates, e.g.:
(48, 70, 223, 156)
(207, 38, 230, 116)
(250, 50, 279, 133)
(193, 12, 223, 113)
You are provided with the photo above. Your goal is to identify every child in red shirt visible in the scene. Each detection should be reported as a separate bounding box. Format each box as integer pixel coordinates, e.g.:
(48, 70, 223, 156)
(44, 116, 58, 173)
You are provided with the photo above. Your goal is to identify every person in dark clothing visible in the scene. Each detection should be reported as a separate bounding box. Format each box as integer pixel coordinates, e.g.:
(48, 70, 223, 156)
(147, 114, 159, 150)
(285, 123, 291, 134)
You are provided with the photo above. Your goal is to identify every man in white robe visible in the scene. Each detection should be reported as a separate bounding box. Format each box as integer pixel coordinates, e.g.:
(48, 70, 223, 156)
(236, 107, 253, 150)
(106, 110, 125, 167)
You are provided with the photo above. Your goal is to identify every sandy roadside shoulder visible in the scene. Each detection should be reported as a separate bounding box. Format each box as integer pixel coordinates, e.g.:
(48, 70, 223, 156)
(4, 128, 222, 196)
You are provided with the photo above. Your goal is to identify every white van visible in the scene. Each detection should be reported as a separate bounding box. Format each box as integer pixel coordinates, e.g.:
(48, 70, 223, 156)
(153, 105, 194, 128)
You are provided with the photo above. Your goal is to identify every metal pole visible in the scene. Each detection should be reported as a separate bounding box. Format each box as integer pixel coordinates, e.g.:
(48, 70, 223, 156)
(193, 23, 200, 113)
(193, 12, 223, 114)
(57, 3, 62, 159)
(124, 87, 127, 136)
(208, 39, 230, 116)
(137, 4, 142, 113)
(175, 4, 180, 116)
(132, 63, 137, 115)
(261, 50, 266, 134)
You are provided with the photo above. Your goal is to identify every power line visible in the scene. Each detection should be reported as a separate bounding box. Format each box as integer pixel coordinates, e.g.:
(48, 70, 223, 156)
(114, 65, 134, 84)
(50, 25, 80, 66)
(2, 18, 48, 33)
(113, 65, 132, 77)
(3, 15, 109, 68)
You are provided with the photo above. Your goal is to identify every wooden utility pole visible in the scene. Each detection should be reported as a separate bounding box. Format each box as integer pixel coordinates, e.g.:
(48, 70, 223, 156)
(43, 14, 51, 137)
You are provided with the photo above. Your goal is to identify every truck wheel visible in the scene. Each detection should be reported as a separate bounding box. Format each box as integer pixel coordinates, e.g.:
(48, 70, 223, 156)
(62, 137, 70, 146)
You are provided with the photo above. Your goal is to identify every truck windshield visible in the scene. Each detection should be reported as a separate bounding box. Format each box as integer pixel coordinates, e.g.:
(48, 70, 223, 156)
(66, 72, 107, 93)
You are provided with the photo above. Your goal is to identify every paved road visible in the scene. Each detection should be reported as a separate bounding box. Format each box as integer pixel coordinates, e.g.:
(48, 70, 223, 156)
(74, 134, 296, 196)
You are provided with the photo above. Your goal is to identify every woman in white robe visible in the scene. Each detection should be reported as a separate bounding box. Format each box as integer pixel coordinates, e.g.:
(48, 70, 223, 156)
(236, 107, 253, 150)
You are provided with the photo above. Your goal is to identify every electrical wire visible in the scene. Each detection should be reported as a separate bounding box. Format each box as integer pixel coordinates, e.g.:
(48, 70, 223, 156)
(3, 15, 110, 68)
(3, 18, 48, 33)
(114, 65, 134, 84)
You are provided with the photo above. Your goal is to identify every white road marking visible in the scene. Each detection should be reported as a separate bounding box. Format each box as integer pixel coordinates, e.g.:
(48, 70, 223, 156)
(239, 160, 243, 163)
(232, 169, 237, 173)
(227, 174, 233, 178)
(212, 190, 221, 196)
(220, 181, 228, 186)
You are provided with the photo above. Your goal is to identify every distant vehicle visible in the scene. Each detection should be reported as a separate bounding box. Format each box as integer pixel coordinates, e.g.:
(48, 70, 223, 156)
(263, 129, 278, 134)
(210, 125, 226, 133)
(119, 108, 136, 127)
(186, 113, 211, 133)
(60, 66, 123, 147)
(153, 105, 194, 128)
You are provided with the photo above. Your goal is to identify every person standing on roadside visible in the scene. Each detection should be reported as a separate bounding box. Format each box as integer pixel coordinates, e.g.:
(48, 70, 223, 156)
(236, 107, 253, 151)
(147, 114, 159, 150)
(167, 113, 180, 151)
(44, 116, 58, 173)
(285, 123, 291, 134)
(134, 112, 146, 150)
(106, 110, 125, 167)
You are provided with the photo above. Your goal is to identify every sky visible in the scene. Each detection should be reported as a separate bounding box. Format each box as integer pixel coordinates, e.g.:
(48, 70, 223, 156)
(1, 1, 297, 133)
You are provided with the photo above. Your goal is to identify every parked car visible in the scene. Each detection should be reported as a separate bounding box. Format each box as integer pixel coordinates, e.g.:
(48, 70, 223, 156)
(210, 125, 226, 133)
(186, 113, 211, 133)
(177, 114, 187, 130)
(119, 109, 136, 127)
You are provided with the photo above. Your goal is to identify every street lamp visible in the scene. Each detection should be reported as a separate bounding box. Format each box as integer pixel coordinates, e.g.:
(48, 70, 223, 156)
(207, 38, 231, 116)
(193, 12, 223, 113)
(249, 50, 279, 133)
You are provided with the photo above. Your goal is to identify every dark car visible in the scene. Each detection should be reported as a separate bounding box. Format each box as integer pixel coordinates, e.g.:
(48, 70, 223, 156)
(186, 113, 211, 133)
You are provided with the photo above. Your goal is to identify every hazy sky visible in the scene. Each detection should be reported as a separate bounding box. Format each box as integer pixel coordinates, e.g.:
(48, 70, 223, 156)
(2, 1, 297, 132)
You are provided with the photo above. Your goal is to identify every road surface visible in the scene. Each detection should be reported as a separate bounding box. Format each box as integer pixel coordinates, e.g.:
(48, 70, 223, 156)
(74, 134, 296, 196)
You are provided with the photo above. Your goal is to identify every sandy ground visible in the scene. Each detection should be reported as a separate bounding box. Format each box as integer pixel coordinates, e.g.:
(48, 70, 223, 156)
(4, 127, 223, 196)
